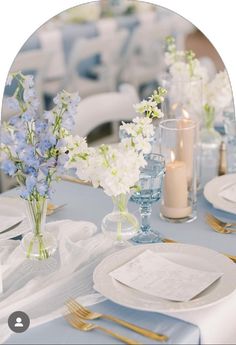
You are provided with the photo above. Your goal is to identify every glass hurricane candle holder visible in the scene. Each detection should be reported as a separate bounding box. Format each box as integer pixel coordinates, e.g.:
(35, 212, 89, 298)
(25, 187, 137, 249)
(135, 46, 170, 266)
(159, 119, 197, 223)
(161, 74, 203, 121)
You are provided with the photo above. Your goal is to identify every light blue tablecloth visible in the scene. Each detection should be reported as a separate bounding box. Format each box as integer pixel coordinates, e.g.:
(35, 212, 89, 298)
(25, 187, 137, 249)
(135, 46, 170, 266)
(5, 300, 199, 344)
(3, 181, 205, 344)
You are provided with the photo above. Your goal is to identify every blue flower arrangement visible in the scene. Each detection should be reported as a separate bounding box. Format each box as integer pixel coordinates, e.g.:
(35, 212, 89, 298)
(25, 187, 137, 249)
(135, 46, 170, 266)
(1, 72, 80, 200)
(0, 72, 80, 260)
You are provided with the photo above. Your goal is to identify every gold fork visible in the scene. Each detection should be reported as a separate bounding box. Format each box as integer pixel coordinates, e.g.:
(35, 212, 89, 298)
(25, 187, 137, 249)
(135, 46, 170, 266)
(206, 213, 236, 229)
(205, 214, 236, 234)
(64, 313, 141, 345)
(46, 203, 67, 216)
(66, 299, 168, 342)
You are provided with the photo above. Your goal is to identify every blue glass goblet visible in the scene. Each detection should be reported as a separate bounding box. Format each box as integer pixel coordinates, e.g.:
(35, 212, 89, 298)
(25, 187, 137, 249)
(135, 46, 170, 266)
(131, 153, 165, 244)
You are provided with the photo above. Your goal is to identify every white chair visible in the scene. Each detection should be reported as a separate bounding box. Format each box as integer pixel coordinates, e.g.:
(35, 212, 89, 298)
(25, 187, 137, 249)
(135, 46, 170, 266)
(120, 21, 169, 90)
(66, 30, 129, 98)
(73, 84, 139, 144)
(3, 49, 50, 118)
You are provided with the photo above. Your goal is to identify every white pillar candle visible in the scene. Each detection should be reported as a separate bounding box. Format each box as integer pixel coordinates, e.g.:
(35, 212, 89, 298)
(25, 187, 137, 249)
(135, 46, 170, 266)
(161, 151, 192, 219)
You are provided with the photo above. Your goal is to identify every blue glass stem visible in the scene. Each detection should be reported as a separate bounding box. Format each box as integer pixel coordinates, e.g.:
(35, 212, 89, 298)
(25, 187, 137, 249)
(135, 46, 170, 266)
(140, 204, 152, 233)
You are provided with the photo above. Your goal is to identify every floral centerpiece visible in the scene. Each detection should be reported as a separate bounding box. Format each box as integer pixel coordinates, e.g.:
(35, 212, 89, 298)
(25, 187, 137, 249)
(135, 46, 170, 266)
(0, 72, 80, 259)
(164, 36, 233, 129)
(164, 36, 233, 186)
(65, 133, 149, 245)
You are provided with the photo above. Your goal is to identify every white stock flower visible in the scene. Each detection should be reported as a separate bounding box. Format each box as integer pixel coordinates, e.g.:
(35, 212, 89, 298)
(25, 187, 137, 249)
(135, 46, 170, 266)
(204, 70, 232, 113)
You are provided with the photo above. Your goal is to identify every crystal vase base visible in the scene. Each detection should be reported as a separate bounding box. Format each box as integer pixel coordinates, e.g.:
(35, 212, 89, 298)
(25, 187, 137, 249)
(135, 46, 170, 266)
(21, 231, 57, 260)
(102, 211, 138, 247)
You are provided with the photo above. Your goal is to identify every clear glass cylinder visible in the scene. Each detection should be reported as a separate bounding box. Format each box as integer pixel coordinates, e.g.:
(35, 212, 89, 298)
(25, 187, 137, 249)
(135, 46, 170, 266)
(199, 106, 222, 187)
(161, 74, 203, 121)
(159, 119, 198, 223)
(101, 193, 138, 246)
(224, 116, 236, 173)
(21, 197, 57, 260)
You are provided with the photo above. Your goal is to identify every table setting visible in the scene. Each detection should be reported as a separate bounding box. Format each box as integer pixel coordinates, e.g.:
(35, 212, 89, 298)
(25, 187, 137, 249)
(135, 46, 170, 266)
(0, 36, 236, 345)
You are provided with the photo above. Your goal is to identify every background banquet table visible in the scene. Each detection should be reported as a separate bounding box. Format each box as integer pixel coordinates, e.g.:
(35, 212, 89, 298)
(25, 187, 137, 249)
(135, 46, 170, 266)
(3, 180, 236, 344)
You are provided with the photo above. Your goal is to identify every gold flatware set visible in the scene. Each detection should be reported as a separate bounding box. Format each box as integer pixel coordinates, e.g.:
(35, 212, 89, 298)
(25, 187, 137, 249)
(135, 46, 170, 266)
(205, 213, 236, 234)
(65, 299, 168, 344)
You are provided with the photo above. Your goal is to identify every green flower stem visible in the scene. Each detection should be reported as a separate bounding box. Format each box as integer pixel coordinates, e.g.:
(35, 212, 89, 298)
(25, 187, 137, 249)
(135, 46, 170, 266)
(204, 104, 215, 130)
(112, 194, 138, 242)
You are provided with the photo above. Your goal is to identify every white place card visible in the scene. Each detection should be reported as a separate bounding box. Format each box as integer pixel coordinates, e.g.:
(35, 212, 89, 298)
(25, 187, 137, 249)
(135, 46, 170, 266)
(110, 250, 223, 302)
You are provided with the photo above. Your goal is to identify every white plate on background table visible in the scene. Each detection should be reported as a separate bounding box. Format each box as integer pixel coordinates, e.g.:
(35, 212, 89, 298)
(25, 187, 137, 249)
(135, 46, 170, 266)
(93, 243, 236, 313)
(204, 174, 236, 215)
(0, 197, 31, 240)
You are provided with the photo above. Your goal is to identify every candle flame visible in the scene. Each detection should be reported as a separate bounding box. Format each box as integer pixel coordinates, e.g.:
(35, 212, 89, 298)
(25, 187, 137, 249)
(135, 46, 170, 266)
(172, 103, 178, 111)
(182, 108, 190, 119)
(170, 150, 175, 162)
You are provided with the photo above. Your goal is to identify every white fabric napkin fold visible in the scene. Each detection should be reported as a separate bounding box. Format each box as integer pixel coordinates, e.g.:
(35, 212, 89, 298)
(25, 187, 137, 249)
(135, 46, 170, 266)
(219, 183, 236, 203)
(0, 219, 114, 344)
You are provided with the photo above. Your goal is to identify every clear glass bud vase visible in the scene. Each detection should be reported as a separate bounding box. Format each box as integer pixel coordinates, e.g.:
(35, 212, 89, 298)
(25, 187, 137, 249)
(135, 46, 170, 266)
(21, 197, 57, 260)
(101, 194, 138, 246)
(199, 106, 222, 187)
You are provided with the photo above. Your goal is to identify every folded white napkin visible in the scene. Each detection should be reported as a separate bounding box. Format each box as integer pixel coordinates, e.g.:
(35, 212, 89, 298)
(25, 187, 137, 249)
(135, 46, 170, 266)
(0, 219, 114, 343)
(219, 183, 236, 203)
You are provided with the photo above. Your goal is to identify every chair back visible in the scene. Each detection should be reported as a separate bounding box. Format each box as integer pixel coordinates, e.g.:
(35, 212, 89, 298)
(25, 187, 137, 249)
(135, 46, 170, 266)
(74, 84, 139, 138)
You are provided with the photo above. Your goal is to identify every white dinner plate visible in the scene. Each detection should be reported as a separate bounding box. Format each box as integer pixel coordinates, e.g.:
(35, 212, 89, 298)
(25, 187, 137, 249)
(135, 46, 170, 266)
(204, 174, 236, 214)
(93, 243, 236, 313)
(0, 197, 31, 240)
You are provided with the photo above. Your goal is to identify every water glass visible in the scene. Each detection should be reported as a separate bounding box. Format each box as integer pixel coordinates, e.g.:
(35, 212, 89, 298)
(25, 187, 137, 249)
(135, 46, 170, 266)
(131, 153, 165, 244)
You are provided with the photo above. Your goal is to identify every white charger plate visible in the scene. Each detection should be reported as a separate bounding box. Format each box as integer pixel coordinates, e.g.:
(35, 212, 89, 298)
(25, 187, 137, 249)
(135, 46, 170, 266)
(204, 174, 236, 214)
(0, 197, 31, 240)
(93, 243, 236, 313)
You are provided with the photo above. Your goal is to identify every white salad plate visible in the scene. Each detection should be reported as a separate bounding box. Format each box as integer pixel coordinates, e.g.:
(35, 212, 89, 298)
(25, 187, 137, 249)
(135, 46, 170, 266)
(93, 243, 236, 313)
(0, 197, 31, 240)
(204, 174, 236, 215)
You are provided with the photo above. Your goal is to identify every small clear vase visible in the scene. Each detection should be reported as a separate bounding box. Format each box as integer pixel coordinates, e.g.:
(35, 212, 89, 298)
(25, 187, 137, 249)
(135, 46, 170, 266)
(101, 194, 138, 246)
(199, 107, 222, 187)
(21, 197, 57, 260)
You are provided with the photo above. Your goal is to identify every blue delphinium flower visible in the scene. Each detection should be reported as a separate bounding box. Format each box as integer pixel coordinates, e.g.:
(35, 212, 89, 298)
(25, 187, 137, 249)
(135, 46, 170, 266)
(1, 160, 17, 176)
(26, 175, 37, 193)
(37, 182, 48, 197)
(0, 72, 80, 200)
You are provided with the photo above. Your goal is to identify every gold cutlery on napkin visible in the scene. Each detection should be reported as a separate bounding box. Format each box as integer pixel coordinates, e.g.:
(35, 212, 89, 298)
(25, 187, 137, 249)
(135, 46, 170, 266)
(64, 312, 141, 345)
(205, 213, 236, 234)
(66, 299, 168, 342)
